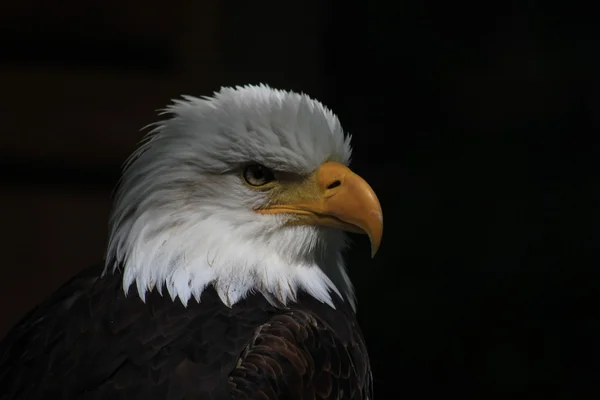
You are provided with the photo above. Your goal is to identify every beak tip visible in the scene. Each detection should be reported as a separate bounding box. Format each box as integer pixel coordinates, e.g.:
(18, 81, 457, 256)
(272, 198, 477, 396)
(369, 239, 381, 259)
(368, 218, 382, 259)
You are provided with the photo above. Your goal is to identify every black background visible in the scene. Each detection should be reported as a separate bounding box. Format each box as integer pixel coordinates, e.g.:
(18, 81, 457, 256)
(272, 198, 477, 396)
(1, 1, 596, 398)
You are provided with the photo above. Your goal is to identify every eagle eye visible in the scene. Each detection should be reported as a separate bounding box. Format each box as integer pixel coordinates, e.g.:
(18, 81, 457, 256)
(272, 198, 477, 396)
(243, 164, 275, 187)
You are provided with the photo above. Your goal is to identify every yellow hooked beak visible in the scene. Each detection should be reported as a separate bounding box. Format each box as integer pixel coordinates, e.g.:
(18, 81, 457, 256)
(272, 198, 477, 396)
(256, 162, 383, 257)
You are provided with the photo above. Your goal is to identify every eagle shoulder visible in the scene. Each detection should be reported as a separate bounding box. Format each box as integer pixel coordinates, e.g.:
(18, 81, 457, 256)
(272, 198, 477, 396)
(228, 309, 372, 400)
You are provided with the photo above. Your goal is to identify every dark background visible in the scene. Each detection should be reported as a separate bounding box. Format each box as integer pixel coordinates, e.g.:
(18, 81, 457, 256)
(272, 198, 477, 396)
(0, 1, 596, 398)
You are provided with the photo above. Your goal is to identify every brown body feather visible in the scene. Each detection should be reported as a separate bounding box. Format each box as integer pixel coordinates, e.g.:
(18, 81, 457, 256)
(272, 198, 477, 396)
(0, 266, 371, 400)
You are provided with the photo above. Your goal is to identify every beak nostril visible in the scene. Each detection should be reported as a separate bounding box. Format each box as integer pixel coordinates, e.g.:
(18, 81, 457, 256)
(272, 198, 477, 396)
(327, 180, 342, 190)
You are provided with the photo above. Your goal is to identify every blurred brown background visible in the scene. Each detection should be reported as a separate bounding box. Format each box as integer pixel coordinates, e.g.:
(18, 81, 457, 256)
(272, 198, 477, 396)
(0, 1, 596, 397)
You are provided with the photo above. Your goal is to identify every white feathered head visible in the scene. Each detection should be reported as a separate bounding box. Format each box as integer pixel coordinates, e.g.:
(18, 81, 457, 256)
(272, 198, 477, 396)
(106, 84, 383, 310)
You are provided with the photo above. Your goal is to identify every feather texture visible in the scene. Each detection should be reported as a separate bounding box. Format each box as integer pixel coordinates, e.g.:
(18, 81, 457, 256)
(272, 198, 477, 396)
(0, 266, 371, 400)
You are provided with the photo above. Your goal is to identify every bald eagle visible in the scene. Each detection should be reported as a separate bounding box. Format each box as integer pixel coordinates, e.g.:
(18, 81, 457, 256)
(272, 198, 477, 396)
(0, 85, 383, 399)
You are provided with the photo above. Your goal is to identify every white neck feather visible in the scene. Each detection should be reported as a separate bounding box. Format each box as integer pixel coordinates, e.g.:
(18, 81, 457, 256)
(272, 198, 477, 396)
(106, 204, 355, 310)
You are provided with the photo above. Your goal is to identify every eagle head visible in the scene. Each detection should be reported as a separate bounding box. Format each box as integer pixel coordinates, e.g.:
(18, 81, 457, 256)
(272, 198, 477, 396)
(105, 84, 383, 309)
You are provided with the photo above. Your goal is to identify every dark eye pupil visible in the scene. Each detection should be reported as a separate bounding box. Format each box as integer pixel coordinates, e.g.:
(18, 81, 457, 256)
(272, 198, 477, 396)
(252, 166, 264, 180)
